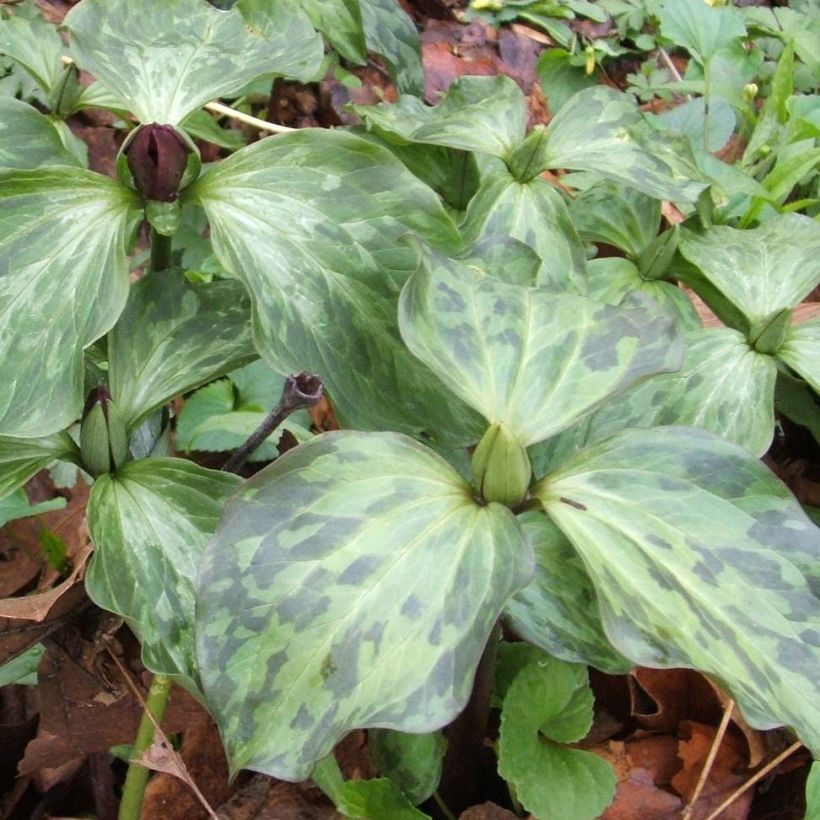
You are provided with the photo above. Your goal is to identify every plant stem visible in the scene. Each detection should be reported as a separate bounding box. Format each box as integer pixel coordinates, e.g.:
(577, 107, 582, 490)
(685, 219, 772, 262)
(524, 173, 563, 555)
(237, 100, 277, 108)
(223, 371, 324, 473)
(437, 621, 500, 815)
(118, 673, 172, 820)
(311, 753, 345, 804)
(149, 228, 173, 274)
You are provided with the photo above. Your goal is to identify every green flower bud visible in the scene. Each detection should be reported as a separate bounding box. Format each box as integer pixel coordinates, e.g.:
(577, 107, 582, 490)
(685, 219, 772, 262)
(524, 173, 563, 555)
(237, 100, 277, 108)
(750, 307, 793, 356)
(125, 123, 190, 202)
(80, 387, 128, 477)
(472, 423, 531, 508)
(743, 83, 759, 103)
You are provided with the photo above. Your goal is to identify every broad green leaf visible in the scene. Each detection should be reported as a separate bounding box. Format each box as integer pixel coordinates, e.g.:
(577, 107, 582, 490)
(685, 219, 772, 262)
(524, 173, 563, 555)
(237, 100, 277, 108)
(0, 433, 78, 501)
(586, 258, 701, 331)
(0, 169, 141, 437)
(368, 729, 446, 804)
(0, 10, 62, 95)
(580, 327, 778, 457)
(63, 0, 323, 125)
(360, 0, 424, 96)
(497, 659, 616, 820)
(180, 108, 247, 152)
(196, 432, 531, 779)
(194, 128, 482, 440)
(657, 96, 736, 154)
(537, 48, 597, 116)
(300, 0, 366, 65)
(87, 458, 241, 691)
(399, 249, 683, 447)
(336, 778, 430, 820)
(461, 170, 588, 292)
(534, 86, 706, 201)
(570, 180, 661, 258)
(353, 75, 527, 158)
(108, 269, 256, 429)
(679, 215, 820, 324)
(505, 511, 631, 673)
(176, 380, 311, 461)
(537, 427, 820, 755)
(0, 98, 82, 170)
(0, 643, 45, 687)
(659, 0, 746, 64)
(0, 489, 66, 527)
(779, 319, 820, 395)
(808, 761, 820, 820)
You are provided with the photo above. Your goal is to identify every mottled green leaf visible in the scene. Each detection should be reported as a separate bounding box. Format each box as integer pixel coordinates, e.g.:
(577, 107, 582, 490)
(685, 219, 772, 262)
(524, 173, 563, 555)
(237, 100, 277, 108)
(194, 129, 481, 440)
(196, 432, 531, 779)
(657, 96, 736, 154)
(659, 0, 746, 64)
(537, 427, 820, 755)
(63, 0, 323, 125)
(570, 180, 661, 258)
(580, 327, 778, 457)
(0, 433, 78, 501)
(497, 658, 616, 820)
(353, 75, 527, 158)
(399, 249, 683, 447)
(0, 98, 81, 170)
(505, 511, 631, 673)
(108, 269, 256, 429)
(779, 320, 820, 395)
(368, 729, 445, 804)
(336, 778, 429, 820)
(0, 169, 141, 437)
(0, 489, 66, 528)
(679, 215, 820, 325)
(537, 86, 706, 201)
(0, 10, 62, 95)
(461, 170, 588, 292)
(586, 258, 701, 331)
(360, 0, 424, 96)
(87, 458, 240, 691)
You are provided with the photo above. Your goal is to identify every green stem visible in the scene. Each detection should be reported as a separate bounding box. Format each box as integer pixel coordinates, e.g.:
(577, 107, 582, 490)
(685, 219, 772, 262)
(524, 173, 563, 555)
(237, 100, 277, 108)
(149, 228, 173, 274)
(311, 752, 345, 804)
(118, 673, 172, 820)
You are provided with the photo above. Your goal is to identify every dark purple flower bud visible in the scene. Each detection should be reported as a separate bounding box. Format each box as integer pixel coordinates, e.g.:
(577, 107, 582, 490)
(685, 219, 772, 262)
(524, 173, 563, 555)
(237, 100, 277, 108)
(126, 123, 190, 202)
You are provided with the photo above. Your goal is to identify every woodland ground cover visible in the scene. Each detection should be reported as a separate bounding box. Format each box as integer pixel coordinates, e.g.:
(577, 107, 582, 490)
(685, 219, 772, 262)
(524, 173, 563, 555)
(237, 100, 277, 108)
(0, 0, 819, 818)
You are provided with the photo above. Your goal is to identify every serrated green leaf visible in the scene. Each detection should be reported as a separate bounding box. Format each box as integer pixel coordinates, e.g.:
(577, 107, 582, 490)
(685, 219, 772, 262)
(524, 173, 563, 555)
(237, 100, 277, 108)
(63, 0, 323, 125)
(536, 427, 820, 756)
(779, 320, 820, 396)
(108, 269, 256, 429)
(461, 170, 588, 292)
(659, 0, 746, 64)
(360, 0, 424, 96)
(570, 180, 661, 258)
(0, 98, 82, 170)
(505, 511, 631, 673)
(538, 86, 707, 202)
(353, 75, 527, 158)
(337, 778, 430, 820)
(586, 258, 701, 331)
(580, 327, 778, 457)
(196, 431, 531, 779)
(0, 433, 78, 501)
(193, 128, 482, 441)
(0, 168, 141, 437)
(0, 10, 63, 95)
(398, 248, 683, 447)
(368, 729, 446, 804)
(497, 659, 616, 820)
(87, 458, 241, 692)
(679, 215, 820, 325)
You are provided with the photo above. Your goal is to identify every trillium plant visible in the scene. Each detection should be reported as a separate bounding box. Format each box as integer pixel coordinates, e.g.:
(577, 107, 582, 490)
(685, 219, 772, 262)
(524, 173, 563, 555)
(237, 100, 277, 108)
(2, 0, 820, 817)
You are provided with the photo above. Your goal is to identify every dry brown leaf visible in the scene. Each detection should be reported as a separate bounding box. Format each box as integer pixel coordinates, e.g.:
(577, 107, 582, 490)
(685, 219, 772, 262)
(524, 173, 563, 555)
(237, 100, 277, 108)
(600, 767, 683, 819)
(215, 775, 339, 820)
(459, 802, 519, 820)
(625, 734, 681, 786)
(628, 668, 722, 733)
